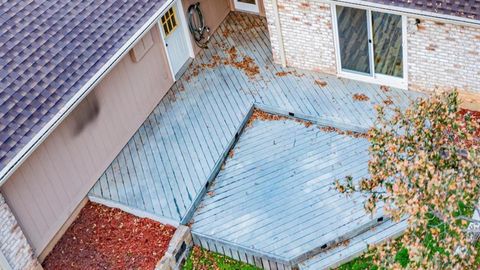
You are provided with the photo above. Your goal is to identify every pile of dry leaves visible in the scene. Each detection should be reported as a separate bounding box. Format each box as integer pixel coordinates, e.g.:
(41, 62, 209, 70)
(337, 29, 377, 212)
(353, 93, 370, 102)
(189, 46, 260, 80)
(246, 109, 312, 128)
(275, 70, 304, 77)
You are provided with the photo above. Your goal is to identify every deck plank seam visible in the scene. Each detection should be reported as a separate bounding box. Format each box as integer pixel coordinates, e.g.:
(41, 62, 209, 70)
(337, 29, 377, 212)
(180, 103, 256, 224)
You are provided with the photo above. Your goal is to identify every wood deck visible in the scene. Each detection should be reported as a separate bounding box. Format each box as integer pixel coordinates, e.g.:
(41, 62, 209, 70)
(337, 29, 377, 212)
(190, 114, 386, 266)
(89, 12, 419, 225)
(299, 217, 408, 269)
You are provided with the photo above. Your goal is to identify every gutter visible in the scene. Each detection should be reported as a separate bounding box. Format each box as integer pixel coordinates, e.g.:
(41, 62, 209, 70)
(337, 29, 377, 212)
(0, 0, 175, 187)
(328, 0, 480, 27)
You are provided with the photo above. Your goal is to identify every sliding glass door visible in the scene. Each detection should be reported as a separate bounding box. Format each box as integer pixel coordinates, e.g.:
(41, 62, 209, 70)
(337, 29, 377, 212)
(334, 6, 406, 88)
(336, 7, 371, 75)
(371, 11, 403, 78)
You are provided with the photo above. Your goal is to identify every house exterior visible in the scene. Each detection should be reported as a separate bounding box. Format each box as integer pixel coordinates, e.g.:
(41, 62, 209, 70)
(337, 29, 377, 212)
(0, 0, 479, 269)
(0, 0, 231, 268)
(263, 0, 480, 109)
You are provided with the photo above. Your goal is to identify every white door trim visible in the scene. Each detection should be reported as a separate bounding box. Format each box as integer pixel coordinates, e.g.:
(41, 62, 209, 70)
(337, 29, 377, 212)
(176, 0, 195, 59)
(331, 4, 408, 89)
(158, 0, 194, 81)
(234, 0, 260, 13)
(366, 8, 375, 77)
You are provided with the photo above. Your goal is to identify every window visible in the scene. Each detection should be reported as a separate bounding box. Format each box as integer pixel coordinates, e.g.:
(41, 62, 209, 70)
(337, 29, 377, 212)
(161, 7, 178, 37)
(333, 5, 407, 89)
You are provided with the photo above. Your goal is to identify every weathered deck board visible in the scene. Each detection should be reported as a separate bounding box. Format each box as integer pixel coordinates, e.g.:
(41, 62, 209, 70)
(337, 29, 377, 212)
(299, 217, 408, 270)
(89, 12, 420, 223)
(191, 117, 384, 262)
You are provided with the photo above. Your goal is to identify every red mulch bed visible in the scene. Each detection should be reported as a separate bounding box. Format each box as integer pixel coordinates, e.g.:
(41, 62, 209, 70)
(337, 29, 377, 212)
(460, 109, 480, 137)
(43, 202, 176, 270)
(458, 109, 480, 147)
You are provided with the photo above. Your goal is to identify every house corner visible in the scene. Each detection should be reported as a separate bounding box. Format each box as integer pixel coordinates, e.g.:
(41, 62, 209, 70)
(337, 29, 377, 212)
(0, 193, 42, 270)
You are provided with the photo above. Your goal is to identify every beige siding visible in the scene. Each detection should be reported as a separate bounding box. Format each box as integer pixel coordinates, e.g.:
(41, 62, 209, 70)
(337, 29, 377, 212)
(258, 0, 266, 16)
(0, 25, 174, 255)
(182, 0, 231, 54)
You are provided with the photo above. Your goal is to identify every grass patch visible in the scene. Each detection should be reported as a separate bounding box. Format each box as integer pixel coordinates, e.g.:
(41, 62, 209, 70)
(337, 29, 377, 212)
(337, 201, 477, 269)
(184, 246, 261, 270)
(336, 255, 378, 270)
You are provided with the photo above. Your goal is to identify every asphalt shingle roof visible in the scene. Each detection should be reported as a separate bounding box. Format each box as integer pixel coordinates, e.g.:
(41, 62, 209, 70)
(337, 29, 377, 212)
(0, 0, 166, 174)
(0, 0, 478, 182)
(363, 0, 480, 20)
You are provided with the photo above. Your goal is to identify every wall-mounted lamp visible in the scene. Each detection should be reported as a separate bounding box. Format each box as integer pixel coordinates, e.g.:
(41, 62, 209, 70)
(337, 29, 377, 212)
(415, 18, 421, 25)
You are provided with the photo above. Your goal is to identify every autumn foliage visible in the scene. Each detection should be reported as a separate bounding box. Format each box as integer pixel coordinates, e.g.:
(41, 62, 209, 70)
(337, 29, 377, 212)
(335, 91, 480, 269)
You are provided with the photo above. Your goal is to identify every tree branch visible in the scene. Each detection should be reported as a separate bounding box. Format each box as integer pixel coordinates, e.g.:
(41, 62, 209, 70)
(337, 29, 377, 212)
(457, 216, 480, 224)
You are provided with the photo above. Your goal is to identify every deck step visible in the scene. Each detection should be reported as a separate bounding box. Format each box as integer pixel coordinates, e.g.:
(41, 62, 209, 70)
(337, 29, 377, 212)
(192, 218, 407, 270)
(192, 232, 294, 270)
(298, 218, 407, 270)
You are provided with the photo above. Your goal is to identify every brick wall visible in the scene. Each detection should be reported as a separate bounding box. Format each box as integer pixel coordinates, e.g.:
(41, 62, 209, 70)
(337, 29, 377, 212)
(0, 193, 41, 270)
(264, 0, 480, 93)
(407, 18, 480, 93)
(264, 0, 336, 73)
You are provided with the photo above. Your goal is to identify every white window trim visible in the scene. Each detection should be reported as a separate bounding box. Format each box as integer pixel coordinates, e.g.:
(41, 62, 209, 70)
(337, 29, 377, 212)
(234, 0, 260, 13)
(331, 4, 408, 89)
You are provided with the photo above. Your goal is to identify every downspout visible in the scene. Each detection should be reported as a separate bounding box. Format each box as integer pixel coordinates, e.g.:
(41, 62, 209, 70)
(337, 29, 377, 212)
(0, 250, 12, 270)
(271, 0, 287, 67)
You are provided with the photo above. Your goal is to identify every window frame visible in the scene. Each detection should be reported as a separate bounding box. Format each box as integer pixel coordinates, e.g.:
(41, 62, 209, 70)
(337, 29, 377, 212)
(161, 6, 178, 37)
(331, 4, 408, 89)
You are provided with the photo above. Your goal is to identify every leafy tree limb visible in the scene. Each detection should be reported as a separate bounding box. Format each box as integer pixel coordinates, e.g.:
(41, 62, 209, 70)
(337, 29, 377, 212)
(335, 91, 480, 269)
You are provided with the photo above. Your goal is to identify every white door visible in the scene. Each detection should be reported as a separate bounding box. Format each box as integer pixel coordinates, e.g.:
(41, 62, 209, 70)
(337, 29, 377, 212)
(161, 3, 191, 79)
(234, 0, 259, 13)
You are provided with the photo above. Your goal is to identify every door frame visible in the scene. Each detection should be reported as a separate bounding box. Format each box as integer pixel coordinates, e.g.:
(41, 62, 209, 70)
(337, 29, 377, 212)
(331, 4, 408, 89)
(234, 0, 260, 13)
(158, 0, 195, 81)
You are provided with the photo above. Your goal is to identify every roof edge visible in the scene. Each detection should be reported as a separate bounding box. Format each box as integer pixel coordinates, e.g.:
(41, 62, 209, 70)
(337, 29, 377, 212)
(328, 0, 480, 26)
(0, 0, 175, 187)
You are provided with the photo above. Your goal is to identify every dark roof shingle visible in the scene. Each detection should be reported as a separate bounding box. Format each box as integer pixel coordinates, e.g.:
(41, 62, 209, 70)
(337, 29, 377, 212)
(0, 0, 166, 174)
(363, 0, 480, 20)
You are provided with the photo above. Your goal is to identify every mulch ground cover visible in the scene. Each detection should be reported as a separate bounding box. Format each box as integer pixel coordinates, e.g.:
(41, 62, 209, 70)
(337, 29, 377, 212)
(43, 202, 175, 270)
(460, 108, 480, 136)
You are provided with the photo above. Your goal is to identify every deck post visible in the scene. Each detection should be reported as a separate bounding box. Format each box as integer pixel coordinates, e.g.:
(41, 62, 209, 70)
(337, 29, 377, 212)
(271, 0, 287, 67)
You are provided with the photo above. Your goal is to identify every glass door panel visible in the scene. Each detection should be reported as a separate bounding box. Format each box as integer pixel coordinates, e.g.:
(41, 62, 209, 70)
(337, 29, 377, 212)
(372, 12, 403, 78)
(336, 6, 371, 75)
